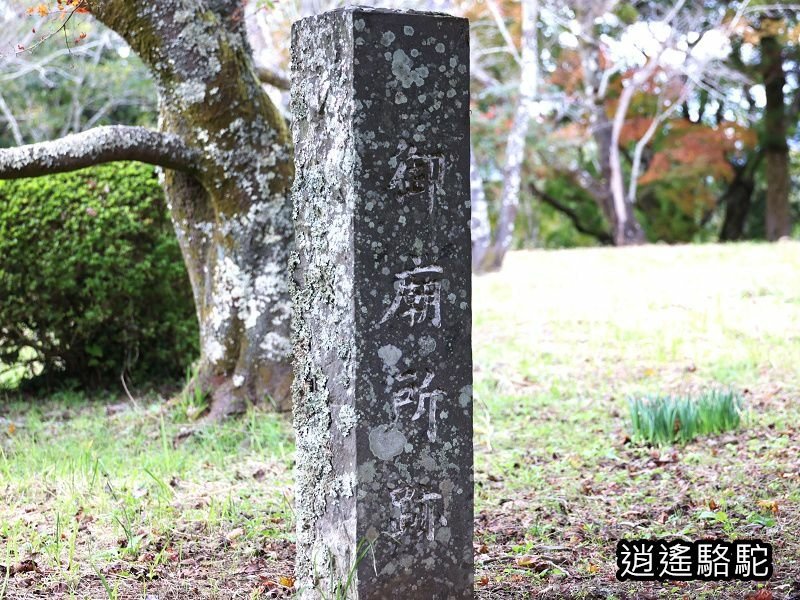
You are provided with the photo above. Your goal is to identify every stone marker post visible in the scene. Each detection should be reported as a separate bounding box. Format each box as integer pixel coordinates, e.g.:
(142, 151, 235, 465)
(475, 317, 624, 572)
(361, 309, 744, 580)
(290, 7, 472, 599)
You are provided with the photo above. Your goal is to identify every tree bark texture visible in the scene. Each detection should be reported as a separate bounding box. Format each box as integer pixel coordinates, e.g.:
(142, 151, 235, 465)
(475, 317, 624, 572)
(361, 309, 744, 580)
(469, 148, 492, 272)
(761, 34, 791, 241)
(592, 111, 646, 246)
(719, 155, 759, 242)
(480, 0, 540, 271)
(86, 0, 295, 415)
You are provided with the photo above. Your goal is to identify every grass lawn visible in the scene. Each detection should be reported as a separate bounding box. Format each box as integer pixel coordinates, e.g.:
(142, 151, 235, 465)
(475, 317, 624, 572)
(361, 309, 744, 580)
(1, 241, 799, 599)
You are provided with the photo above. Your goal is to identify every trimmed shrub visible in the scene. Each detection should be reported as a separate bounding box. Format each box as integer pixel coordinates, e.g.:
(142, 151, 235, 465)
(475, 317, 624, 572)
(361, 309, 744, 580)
(0, 162, 198, 389)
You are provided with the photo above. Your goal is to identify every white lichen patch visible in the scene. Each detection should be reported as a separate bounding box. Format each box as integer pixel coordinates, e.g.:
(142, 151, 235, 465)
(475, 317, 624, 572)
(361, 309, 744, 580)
(329, 471, 357, 499)
(260, 331, 293, 359)
(377, 344, 402, 367)
(204, 338, 225, 363)
(175, 80, 207, 106)
(459, 384, 472, 408)
(391, 49, 430, 88)
(337, 404, 358, 436)
(418, 335, 436, 356)
(368, 424, 407, 460)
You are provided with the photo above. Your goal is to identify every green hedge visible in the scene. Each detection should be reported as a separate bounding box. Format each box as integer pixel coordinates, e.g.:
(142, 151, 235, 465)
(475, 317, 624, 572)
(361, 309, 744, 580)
(0, 162, 198, 389)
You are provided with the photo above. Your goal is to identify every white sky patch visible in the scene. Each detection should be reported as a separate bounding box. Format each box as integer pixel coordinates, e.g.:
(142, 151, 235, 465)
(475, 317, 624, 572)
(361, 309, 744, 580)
(597, 12, 621, 28)
(749, 85, 767, 108)
(620, 21, 671, 59)
(558, 31, 579, 49)
(601, 19, 734, 76)
(691, 29, 732, 62)
(740, 43, 756, 64)
(661, 48, 687, 69)
(525, 99, 554, 119)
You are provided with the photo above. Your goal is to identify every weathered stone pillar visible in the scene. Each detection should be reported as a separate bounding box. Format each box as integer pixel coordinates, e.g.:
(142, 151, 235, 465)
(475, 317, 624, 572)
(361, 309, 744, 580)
(290, 7, 472, 599)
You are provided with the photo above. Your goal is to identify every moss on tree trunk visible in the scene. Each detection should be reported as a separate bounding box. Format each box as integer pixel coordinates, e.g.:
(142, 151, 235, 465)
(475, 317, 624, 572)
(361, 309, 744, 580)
(87, 0, 295, 415)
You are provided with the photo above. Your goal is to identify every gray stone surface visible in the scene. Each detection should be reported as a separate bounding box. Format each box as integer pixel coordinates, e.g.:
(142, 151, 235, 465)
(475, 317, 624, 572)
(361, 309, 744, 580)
(290, 7, 472, 599)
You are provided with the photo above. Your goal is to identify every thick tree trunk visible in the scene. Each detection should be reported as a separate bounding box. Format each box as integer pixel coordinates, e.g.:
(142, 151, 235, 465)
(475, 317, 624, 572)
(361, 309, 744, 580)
(493, 0, 539, 264)
(761, 35, 791, 241)
(593, 112, 646, 246)
(87, 0, 294, 415)
(719, 155, 759, 242)
(469, 149, 492, 272)
(476, 0, 539, 272)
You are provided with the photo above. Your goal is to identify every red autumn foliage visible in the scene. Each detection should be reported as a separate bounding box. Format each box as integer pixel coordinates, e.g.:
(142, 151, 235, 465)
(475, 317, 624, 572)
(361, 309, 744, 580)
(639, 120, 756, 188)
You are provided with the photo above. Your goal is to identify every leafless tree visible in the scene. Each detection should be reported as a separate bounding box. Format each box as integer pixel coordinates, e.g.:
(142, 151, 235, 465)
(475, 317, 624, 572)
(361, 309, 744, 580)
(472, 0, 540, 271)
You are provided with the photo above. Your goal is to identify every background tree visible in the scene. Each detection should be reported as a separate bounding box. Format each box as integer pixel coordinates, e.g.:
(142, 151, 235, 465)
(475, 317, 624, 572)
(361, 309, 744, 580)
(471, 0, 540, 271)
(0, 3, 156, 145)
(759, 16, 792, 240)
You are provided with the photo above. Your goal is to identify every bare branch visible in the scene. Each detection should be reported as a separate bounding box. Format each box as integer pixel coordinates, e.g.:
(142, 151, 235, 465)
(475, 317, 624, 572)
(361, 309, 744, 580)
(16, 2, 86, 56)
(530, 183, 613, 245)
(627, 86, 691, 204)
(485, 0, 522, 66)
(255, 65, 290, 91)
(743, 4, 800, 15)
(0, 41, 105, 84)
(624, 0, 753, 204)
(0, 93, 24, 146)
(0, 125, 199, 179)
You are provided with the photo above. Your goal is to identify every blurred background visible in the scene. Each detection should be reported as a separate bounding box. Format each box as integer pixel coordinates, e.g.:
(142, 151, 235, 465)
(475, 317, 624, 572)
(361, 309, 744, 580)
(2, 0, 798, 258)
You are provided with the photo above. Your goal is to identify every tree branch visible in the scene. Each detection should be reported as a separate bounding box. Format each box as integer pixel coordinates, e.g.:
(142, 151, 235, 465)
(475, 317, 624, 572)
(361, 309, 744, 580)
(255, 65, 290, 91)
(529, 183, 613, 245)
(0, 125, 199, 179)
(0, 93, 24, 146)
(485, 0, 522, 66)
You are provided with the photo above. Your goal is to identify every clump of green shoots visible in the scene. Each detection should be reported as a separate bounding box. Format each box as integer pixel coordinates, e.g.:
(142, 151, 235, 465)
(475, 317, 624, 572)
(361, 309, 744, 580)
(175, 364, 209, 421)
(628, 389, 744, 446)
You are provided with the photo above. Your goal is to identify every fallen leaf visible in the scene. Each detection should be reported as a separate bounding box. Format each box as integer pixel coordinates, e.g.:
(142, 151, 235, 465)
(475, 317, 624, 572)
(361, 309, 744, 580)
(225, 527, 245, 542)
(259, 578, 279, 590)
(0, 559, 38, 577)
(517, 555, 537, 567)
(757, 499, 780, 515)
(516, 555, 551, 573)
(278, 575, 295, 587)
(478, 574, 489, 586)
